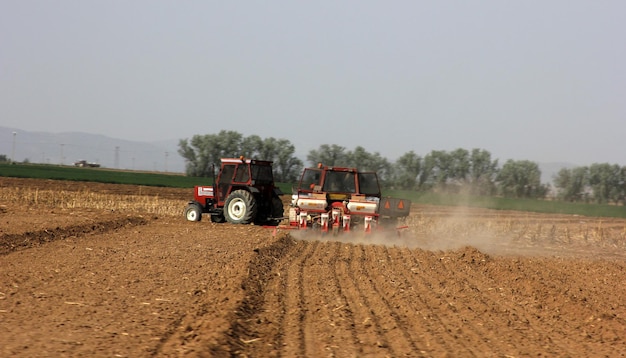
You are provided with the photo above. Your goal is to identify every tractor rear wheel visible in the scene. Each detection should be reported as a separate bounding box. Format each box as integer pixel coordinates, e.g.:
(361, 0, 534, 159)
(184, 203, 202, 222)
(272, 196, 284, 218)
(224, 190, 258, 224)
(258, 196, 284, 226)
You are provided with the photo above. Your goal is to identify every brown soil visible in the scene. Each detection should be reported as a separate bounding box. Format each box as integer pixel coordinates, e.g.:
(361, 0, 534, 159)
(1, 177, 625, 357)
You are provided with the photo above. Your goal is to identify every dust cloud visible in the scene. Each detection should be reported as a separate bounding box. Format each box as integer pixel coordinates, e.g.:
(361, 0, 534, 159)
(288, 204, 626, 258)
(288, 206, 517, 256)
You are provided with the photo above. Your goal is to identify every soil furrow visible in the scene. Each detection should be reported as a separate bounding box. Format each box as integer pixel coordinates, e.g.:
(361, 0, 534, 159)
(328, 241, 361, 353)
(381, 245, 494, 355)
(0, 216, 149, 255)
(368, 245, 426, 354)
(438, 252, 553, 355)
(299, 240, 357, 356)
(334, 242, 389, 356)
(431, 248, 534, 355)
(463, 257, 578, 356)
(403, 248, 491, 355)
(390, 247, 457, 354)
(298, 240, 319, 356)
(476, 256, 625, 356)
(348, 244, 397, 356)
(440, 247, 544, 355)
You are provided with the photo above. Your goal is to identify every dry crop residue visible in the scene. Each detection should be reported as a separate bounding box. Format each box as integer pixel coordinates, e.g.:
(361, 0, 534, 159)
(0, 177, 625, 357)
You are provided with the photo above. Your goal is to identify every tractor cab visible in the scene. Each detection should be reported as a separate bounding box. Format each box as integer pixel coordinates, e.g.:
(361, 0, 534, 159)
(296, 166, 381, 201)
(214, 158, 275, 205)
(289, 164, 411, 233)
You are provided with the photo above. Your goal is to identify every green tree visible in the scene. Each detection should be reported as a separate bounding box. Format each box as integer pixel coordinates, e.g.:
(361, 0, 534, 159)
(306, 145, 393, 185)
(240, 135, 263, 158)
(418, 152, 436, 190)
(553, 167, 588, 202)
(392, 151, 422, 190)
(346, 146, 392, 183)
(346, 146, 370, 168)
(178, 130, 243, 176)
(468, 149, 498, 195)
(178, 131, 301, 180)
(449, 148, 470, 184)
(307, 144, 348, 167)
(274, 139, 303, 182)
(416, 148, 498, 193)
(258, 137, 279, 162)
(416, 148, 497, 193)
(420, 150, 454, 190)
(588, 163, 622, 204)
(496, 160, 546, 198)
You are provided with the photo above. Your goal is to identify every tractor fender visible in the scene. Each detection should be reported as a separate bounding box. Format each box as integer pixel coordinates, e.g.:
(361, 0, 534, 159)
(187, 199, 202, 207)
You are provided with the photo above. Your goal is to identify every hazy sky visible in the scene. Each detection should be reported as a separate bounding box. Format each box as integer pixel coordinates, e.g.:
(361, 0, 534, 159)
(2, 1, 624, 165)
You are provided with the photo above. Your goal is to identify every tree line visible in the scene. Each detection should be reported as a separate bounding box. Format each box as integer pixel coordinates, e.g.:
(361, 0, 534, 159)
(178, 130, 624, 203)
(554, 164, 626, 204)
(178, 131, 303, 182)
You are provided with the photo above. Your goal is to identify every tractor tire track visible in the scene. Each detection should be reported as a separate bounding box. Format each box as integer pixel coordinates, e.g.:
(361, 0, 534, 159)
(291, 239, 319, 356)
(262, 239, 362, 357)
(243, 237, 318, 357)
(208, 234, 296, 357)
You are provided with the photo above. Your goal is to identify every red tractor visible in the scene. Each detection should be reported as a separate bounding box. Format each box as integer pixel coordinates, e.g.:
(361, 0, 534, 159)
(289, 164, 411, 234)
(184, 157, 284, 225)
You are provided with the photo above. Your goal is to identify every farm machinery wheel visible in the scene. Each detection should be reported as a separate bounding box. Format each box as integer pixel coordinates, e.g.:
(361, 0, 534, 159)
(184, 203, 203, 222)
(224, 190, 258, 224)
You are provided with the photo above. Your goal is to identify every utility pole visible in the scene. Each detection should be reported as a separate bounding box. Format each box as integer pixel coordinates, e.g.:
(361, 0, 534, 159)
(60, 143, 64, 165)
(114, 146, 120, 169)
(11, 131, 16, 163)
(164, 151, 169, 172)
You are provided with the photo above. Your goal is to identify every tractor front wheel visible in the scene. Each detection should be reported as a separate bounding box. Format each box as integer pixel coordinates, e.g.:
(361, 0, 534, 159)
(184, 203, 202, 222)
(224, 190, 258, 224)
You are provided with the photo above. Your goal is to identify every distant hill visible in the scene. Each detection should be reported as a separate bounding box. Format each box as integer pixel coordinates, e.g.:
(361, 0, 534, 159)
(0, 127, 185, 173)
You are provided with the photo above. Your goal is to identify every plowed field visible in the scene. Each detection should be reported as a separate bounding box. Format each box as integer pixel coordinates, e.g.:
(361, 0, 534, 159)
(1, 177, 625, 357)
